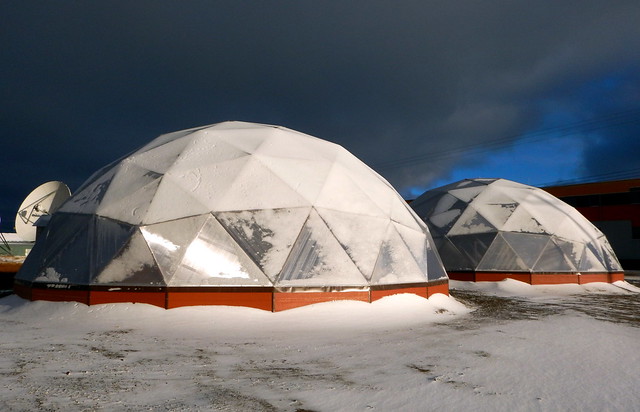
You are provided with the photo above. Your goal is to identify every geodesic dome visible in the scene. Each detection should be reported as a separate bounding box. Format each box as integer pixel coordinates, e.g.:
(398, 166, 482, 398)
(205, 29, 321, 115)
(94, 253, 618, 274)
(15, 122, 448, 310)
(410, 178, 623, 284)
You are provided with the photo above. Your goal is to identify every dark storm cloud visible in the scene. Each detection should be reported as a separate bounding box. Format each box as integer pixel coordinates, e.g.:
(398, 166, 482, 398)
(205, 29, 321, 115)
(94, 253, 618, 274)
(2, 1, 640, 230)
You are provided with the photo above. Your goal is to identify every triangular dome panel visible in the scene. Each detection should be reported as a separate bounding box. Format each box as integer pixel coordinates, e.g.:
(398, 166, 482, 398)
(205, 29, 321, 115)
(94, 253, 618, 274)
(474, 184, 518, 206)
(500, 232, 550, 270)
(58, 165, 119, 214)
(35, 221, 92, 285)
(391, 221, 430, 274)
(597, 236, 623, 271)
(532, 239, 575, 272)
(518, 192, 570, 232)
(277, 209, 367, 286)
(36, 213, 94, 271)
(448, 205, 497, 235)
(370, 224, 428, 285)
(97, 173, 163, 225)
(502, 205, 548, 234)
(390, 194, 424, 229)
(213, 127, 267, 154)
(133, 126, 208, 155)
(577, 244, 607, 272)
(94, 229, 165, 285)
(215, 207, 312, 281)
(437, 236, 475, 271)
(448, 232, 497, 268)
(256, 128, 339, 162)
(141, 215, 209, 283)
(169, 134, 252, 172)
(170, 215, 272, 286)
(553, 238, 583, 270)
(333, 150, 397, 217)
(128, 137, 191, 174)
(448, 185, 485, 203)
(255, 155, 333, 206)
(143, 175, 212, 224)
(431, 193, 460, 216)
(214, 156, 311, 211)
(315, 207, 389, 279)
(162, 156, 252, 213)
(92, 217, 137, 280)
(477, 233, 529, 271)
(428, 209, 462, 235)
(473, 202, 517, 229)
(314, 162, 387, 218)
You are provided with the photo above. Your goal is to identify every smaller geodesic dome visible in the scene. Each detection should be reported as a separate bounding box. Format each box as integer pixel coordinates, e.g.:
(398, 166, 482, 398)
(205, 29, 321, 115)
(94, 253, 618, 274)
(14, 121, 448, 310)
(410, 178, 624, 284)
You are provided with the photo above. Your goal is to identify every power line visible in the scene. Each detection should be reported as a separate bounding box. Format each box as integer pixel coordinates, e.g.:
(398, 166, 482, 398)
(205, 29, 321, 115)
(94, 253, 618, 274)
(536, 167, 640, 188)
(374, 108, 640, 171)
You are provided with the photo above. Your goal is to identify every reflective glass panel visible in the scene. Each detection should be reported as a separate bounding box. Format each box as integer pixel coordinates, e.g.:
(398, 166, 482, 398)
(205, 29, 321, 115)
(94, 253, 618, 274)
(94, 230, 165, 285)
(171, 215, 272, 286)
(38, 213, 93, 270)
(477, 233, 528, 271)
(437, 237, 475, 271)
(141, 215, 208, 283)
(553, 238, 583, 270)
(501, 232, 552, 270)
(577, 244, 607, 272)
(91, 217, 136, 280)
(429, 209, 462, 233)
(532, 239, 574, 272)
(216, 207, 311, 280)
(36, 223, 91, 285)
(425, 240, 448, 281)
(317, 208, 389, 279)
(448, 233, 497, 268)
(278, 209, 367, 286)
(370, 224, 428, 285)
(392, 222, 429, 274)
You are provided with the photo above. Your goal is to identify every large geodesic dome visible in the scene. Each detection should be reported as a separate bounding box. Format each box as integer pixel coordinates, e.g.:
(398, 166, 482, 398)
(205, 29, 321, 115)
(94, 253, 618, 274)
(410, 178, 623, 284)
(15, 122, 448, 310)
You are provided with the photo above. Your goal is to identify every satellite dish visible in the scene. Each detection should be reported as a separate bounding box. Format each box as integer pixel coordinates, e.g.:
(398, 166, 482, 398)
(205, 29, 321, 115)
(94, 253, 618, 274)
(15, 181, 71, 242)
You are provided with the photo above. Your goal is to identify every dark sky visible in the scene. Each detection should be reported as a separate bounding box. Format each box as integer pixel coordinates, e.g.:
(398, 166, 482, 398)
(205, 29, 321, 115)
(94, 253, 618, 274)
(2, 1, 640, 232)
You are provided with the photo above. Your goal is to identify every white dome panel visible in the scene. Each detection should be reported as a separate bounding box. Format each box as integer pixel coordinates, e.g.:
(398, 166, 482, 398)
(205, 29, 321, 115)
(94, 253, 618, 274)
(214, 157, 311, 211)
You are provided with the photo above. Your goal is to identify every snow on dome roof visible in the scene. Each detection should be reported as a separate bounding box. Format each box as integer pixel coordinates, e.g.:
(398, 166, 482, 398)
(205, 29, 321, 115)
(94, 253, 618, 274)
(15, 121, 448, 310)
(410, 178, 623, 284)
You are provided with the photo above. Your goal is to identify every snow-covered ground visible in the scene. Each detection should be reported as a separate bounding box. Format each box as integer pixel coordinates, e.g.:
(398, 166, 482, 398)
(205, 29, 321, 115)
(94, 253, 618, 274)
(1, 280, 639, 411)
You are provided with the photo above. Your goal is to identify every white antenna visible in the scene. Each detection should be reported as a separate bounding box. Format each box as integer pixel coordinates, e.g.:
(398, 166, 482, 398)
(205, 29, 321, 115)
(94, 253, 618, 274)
(15, 181, 71, 242)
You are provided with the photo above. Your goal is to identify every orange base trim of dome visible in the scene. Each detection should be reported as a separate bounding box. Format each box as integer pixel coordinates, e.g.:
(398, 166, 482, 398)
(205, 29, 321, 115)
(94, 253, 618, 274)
(448, 271, 625, 285)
